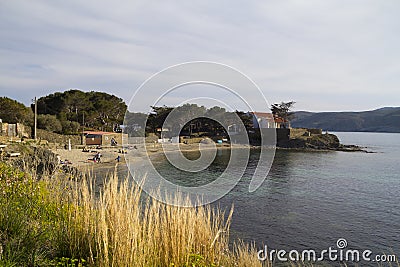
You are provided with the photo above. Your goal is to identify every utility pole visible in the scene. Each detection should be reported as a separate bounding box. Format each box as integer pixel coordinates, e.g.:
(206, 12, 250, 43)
(34, 97, 37, 140)
(81, 112, 85, 145)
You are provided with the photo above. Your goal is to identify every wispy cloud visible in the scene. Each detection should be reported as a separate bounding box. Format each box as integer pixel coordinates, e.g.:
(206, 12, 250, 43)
(0, 0, 399, 111)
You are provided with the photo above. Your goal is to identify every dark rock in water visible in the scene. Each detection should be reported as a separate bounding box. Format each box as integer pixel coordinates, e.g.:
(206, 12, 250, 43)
(277, 133, 365, 151)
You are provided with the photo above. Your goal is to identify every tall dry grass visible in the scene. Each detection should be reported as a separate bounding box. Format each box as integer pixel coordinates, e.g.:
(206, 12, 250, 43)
(59, 171, 265, 266)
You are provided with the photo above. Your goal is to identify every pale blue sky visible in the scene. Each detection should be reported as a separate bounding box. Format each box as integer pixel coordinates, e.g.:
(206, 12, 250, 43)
(1, 0, 399, 112)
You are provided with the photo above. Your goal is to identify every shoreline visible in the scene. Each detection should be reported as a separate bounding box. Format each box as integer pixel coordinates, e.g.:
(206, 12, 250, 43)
(51, 144, 375, 174)
(51, 141, 370, 171)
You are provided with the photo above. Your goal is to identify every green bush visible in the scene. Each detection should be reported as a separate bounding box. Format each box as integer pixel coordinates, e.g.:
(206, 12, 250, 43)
(61, 120, 81, 135)
(0, 162, 59, 266)
(37, 114, 63, 133)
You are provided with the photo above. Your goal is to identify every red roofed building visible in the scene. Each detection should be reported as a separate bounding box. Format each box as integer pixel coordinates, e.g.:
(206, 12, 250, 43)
(248, 112, 288, 129)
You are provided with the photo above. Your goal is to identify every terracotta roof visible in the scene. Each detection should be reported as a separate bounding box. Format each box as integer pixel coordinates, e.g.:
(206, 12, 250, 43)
(249, 112, 286, 123)
(84, 131, 117, 135)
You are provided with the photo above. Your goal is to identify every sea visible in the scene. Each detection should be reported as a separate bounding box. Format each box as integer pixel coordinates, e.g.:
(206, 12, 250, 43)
(111, 132, 400, 265)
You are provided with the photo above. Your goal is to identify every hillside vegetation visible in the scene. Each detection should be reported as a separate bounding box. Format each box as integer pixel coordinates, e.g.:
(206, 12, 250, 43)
(292, 107, 400, 133)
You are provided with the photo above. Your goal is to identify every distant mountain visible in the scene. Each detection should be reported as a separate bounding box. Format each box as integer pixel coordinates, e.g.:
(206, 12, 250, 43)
(291, 107, 400, 133)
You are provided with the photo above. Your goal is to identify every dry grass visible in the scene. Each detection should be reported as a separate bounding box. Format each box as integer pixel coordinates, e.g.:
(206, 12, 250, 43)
(59, 171, 264, 266)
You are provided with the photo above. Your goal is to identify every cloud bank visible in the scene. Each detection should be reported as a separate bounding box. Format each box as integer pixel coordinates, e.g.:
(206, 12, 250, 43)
(1, 0, 399, 111)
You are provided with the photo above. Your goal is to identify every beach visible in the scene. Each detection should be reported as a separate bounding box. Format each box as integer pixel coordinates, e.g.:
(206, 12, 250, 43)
(51, 142, 248, 171)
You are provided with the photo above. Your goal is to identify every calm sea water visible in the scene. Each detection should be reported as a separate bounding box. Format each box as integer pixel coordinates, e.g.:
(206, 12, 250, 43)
(145, 132, 400, 260)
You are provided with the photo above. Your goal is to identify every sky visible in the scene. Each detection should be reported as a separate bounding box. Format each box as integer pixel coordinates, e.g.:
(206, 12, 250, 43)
(0, 0, 399, 112)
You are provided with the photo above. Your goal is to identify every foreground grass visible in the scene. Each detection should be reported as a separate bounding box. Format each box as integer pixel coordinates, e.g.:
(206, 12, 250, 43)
(0, 162, 264, 266)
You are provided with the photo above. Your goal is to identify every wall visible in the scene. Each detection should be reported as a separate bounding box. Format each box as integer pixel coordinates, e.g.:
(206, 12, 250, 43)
(276, 128, 290, 143)
(37, 129, 81, 145)
(0, 122, 31, 138)
(289, 128, 308, 139)
(289, 128, 323, 139)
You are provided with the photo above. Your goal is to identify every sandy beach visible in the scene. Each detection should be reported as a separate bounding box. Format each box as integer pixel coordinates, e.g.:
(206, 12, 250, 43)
(51, 142, 252, 171)
(52, 147, 127, 169)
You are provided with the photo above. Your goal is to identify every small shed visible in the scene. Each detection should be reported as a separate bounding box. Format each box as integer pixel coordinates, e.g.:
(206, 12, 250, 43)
(84, 131, 127, 146)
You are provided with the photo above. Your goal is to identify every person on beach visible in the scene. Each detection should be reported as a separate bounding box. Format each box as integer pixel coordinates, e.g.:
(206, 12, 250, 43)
(115, 155, 121, 162)
(96, 152, 101, 162)
(92, 152, 101, 162)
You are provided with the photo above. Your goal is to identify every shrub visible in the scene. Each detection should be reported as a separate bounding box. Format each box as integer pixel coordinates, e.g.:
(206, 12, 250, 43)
(61, 120, 81, 135)
(0, 162, 60, 266)
(37, 114, 62, 133)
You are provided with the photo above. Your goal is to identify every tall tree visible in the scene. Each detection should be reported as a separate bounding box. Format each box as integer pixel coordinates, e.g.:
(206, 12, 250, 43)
(0, 97, 33, 125)
(36, 89, 127, 132)
(147, 106, 174, 133)
(271, 101, 296, 126)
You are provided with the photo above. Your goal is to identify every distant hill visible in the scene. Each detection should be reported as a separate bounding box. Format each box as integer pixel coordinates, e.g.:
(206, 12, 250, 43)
(291, 107, 400, 133)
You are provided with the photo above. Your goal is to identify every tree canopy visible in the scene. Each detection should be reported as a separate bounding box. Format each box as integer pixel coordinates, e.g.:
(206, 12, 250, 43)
(0, 97, 33, 125)
(128, 104, 247, 138)
(37, 114, 62, 133)
(36, 89, 127, 132)
(271, 101, 296, 123)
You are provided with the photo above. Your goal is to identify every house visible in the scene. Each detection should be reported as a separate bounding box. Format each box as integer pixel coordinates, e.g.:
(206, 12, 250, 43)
(84, 131, 127, 146)
(248, 112, 288, 129)
(274, 117, 287, 129)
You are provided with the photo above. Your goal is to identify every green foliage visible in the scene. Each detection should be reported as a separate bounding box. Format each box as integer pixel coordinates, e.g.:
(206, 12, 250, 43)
(185, 253, 217, 267)
(0, 162, 60, 266)
(61, 120, 81, 135)
(271, 101, 296, 123)
(0, 97, 33, 125)
(36, 89, 127, 132)
(146, 105, 174, 134)
(51, 257, 87, 267)
(144, 104, 244, 137)
(37, 114, 63, 133)
(235, 111, 253, 130)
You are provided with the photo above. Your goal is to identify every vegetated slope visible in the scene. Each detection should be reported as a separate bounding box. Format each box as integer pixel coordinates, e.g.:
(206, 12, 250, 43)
(292, 107, 400, 133)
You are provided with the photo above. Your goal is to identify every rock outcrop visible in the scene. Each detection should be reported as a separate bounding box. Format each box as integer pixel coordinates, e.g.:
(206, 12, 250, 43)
(278, 133, 365, 151)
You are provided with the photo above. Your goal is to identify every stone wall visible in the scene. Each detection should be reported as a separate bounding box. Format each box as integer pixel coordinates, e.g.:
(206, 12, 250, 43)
(289, 128, 323, 139)
(37, 129, 81, 146)
(289, 128, 308, 139)
(0, 122, 31, 138)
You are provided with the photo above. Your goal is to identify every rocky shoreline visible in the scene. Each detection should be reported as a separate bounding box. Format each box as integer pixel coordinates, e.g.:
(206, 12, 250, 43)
(277, 133, 370, 152)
